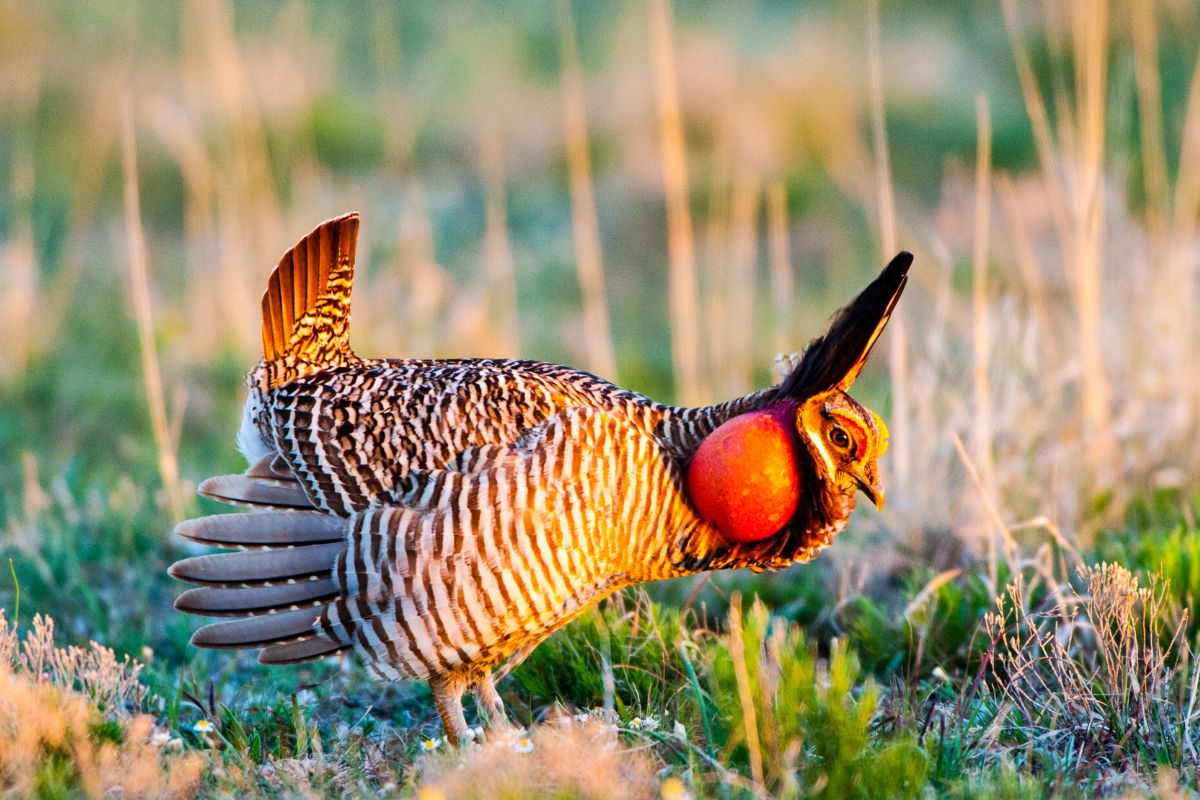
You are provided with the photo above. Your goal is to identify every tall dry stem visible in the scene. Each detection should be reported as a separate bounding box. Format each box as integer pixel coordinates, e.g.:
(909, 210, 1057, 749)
(866, 0, 910, 494)
(724, 174, 759, 398)
(1069, 0, 1119, 484)
(971, 93, 995, 494)
(766, 182, 794, 358)
(120, 97, 185, 523)
(478, 119, 521, 358)
(727, 594, 766, 791)
(1, 135, 36, 376)
(557, 0, 618, 380)
(650, 0, 705, 405)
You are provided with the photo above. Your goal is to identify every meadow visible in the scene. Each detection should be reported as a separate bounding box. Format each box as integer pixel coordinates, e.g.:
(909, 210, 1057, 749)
(2, 0, 1200, 796)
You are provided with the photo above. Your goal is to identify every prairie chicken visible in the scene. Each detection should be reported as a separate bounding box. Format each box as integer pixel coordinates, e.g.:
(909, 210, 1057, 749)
(170, 213, 910, 743)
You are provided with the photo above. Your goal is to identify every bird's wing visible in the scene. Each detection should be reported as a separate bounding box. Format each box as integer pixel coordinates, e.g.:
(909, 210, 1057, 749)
(264, 360, 629, 515)
(171, 406, 701, 679)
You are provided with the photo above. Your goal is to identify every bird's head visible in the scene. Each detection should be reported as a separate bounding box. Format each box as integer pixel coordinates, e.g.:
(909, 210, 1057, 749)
(684, 252, 910, 566)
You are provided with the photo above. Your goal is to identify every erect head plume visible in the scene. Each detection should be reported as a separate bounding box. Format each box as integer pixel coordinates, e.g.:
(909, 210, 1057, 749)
(685, 252, 911, 555)
(776, 251, 911, 400)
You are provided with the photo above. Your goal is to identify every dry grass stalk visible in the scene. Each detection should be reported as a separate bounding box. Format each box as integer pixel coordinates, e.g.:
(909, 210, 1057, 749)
(181, 0, 282, 358)
(120, 97, 186, 524)
(1069, 0, 1119, 484)
(766, 182, 794, 358)
(952, 433, 1019, 592)
(1001, 0, 1118, 491)
(1167, 50, 1200, 447)
(1130, 0, 1169, 228)
(996, 174, 1055, 363)
(0, 138, 36, 377)
(726, 594, 766, 790)
(971, 93, 995, 495)
(702, 143, 731, 401)
(557, 0, 618, 380)
(866, 0, 910, 494)
(650, 0, 705, 405)
(724, 174, 759, 398)
(984, 564, 1196, 778)
(478, 118, 521, 358)
(999, 0, 1071, 249)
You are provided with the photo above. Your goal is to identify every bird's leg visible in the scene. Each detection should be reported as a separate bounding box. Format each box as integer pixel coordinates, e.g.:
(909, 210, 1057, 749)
(473, 671, 508, 730)
(429, 674, 470, 746)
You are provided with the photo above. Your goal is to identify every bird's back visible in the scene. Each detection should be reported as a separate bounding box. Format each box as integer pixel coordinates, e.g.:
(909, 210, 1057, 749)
(257, 356, 671, 515)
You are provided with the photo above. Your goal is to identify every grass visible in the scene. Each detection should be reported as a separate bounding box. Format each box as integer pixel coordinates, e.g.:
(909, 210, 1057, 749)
(4, 0, 1200, 796)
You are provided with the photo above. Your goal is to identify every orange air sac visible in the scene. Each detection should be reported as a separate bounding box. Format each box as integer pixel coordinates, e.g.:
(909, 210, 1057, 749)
(686, 405, 801, 543)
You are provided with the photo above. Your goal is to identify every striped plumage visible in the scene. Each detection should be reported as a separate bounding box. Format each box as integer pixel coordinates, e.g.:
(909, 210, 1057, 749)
(171, 213, 910, 743)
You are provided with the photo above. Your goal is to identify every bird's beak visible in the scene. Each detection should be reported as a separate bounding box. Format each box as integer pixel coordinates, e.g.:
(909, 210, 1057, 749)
(851, 471, 885, 509)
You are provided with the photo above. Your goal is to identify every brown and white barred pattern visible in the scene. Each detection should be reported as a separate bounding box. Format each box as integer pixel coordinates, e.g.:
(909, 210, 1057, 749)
(312, 406, 714, 682)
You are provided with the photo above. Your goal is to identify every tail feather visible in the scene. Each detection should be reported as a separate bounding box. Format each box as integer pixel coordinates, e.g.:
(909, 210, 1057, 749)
(174, 579, 340, 617)
(197, 475, 314, 509)
(260, 637, 351, 665)
(190, 606, 325, 649)
(198, 452, 314, 510)
(261, 212, 360, 388)
(168, 543, 342, 586)
(174, 511, 340, 549)
(170, 505, 421, 671)
(171, 508, 356, 663)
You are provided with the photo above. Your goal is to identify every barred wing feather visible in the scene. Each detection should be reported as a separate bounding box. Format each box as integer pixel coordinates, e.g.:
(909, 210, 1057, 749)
(171, 407, 704, 681)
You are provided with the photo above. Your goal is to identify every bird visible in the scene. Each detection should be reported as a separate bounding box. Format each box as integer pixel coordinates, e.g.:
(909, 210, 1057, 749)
(169, 212, 910, 744)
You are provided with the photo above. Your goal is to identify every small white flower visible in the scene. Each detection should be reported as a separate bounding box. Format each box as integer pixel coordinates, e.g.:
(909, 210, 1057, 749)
(642, 716, 659, 731)
(672, 721, 687, 740)
(629, 717, 643, 730)
(420, 737, 441, 752)
(573, 712, 591, 723)
(192, 719, 214, 734)
(512, 735, 534, 753)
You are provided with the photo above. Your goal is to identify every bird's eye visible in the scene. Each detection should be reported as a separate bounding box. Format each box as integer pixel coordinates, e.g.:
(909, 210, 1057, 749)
(830, 427, 851, 449)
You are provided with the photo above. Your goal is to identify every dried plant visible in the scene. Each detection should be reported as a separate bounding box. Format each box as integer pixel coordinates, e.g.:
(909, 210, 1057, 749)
(416, 715, 658, 800)
(981, 564, 1198, 780)
(3, 612, 147, 715)
(0, 610, 203, 799)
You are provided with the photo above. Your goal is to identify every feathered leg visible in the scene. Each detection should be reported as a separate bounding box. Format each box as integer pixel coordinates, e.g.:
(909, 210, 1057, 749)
(473, 672, 508, 729)
(429, 673, 470, 746)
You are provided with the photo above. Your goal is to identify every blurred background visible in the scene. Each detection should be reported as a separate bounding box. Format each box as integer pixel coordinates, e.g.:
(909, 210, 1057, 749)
(0, 0, 1198, 650)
